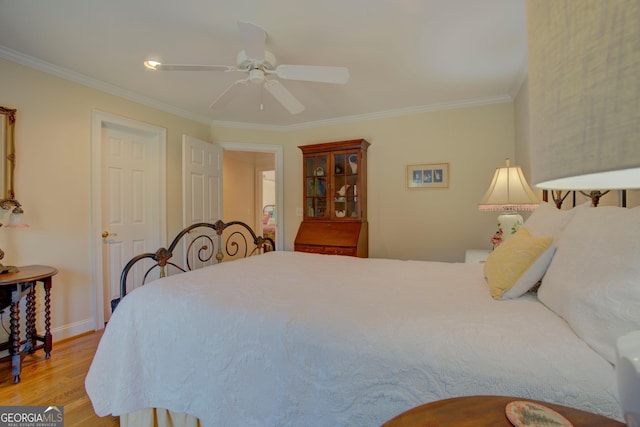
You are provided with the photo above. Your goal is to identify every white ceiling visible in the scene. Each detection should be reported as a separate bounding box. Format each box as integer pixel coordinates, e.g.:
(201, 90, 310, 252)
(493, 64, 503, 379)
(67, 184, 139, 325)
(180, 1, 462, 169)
(0, 0, 527, 129)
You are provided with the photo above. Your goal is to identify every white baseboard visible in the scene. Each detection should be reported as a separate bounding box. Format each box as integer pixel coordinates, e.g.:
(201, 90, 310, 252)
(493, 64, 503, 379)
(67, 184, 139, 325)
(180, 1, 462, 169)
(0, 317, 96, 358)
(52, 317, 96, 341)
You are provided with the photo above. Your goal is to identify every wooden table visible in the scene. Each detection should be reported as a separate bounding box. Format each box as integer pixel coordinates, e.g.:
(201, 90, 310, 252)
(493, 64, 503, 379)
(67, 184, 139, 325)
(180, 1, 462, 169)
(0, 265, 57, 383)
(381, 395, 624, 427)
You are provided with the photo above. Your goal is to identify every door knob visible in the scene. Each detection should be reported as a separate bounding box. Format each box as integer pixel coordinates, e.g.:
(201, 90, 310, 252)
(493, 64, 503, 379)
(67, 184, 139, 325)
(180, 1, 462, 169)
(102, 231, 117, 238)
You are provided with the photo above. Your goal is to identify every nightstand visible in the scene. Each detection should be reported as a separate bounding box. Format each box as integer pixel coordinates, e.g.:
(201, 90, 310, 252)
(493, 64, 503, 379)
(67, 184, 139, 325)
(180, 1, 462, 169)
(465, 249, 491, 263)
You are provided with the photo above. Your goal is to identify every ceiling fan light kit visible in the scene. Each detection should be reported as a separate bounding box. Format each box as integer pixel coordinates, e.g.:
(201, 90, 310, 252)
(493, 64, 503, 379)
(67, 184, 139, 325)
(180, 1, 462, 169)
(236, 50, 276, 72)
(143, 21, 349, 115)
(143, 60, 160, 70)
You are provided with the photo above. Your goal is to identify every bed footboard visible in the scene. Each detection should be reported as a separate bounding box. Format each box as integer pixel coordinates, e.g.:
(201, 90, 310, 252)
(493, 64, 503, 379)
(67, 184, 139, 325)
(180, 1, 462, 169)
(111, 220, 275, 312)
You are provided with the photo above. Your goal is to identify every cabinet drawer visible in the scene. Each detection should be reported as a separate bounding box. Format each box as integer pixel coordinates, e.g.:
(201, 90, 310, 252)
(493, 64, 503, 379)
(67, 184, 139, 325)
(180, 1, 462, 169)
(295, 244, 357, 257)
(323, 247, 357, 256)
(295, 245, 326, 254)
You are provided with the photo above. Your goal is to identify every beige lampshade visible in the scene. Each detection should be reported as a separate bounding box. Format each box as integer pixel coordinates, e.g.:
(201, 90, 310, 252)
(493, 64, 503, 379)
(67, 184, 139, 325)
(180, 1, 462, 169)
(527, 0, 640, 190)
(478, 159, 539, 212)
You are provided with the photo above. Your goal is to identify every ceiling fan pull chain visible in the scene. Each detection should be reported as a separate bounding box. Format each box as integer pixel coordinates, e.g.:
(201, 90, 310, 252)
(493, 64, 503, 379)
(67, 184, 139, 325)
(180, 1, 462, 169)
(260, 84, 264, 111)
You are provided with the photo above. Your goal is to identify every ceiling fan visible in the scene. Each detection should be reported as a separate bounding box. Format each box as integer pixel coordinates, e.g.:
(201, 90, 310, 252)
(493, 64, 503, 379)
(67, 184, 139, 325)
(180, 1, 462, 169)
(143, 21, 350, 115)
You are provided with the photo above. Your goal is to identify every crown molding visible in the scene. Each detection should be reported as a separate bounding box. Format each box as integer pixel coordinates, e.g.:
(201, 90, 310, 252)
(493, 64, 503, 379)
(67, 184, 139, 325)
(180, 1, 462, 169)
(0, 45, 213, 125)
(286, 95, 514, 131)
(212, 95, 513, 131)
(2, 45, 514, 132)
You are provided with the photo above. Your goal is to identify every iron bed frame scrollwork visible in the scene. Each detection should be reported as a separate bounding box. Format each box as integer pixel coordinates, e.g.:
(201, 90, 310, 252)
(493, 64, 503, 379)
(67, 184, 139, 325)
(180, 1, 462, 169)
(111, 219, 275, 312)
(542, 189, 627, 208)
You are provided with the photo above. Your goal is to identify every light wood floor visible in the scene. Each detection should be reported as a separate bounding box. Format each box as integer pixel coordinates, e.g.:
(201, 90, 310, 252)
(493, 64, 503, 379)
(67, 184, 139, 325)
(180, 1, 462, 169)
(0, 330, 119, 426)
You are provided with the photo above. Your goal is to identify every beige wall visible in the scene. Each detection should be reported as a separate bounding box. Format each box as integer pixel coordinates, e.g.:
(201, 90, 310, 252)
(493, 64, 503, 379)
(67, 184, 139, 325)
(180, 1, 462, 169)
(0, 58, 211, 339)
(223, 151, 276, 230)
(285, 103, 515, 261)
(213, 102, 515, 261)
(223, 151, 258, 228)
(1, 57, 515, 340)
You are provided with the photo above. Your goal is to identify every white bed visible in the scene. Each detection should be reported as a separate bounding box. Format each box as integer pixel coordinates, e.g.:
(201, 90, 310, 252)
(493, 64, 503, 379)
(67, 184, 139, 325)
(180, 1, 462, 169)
(85, 203, 640, 426)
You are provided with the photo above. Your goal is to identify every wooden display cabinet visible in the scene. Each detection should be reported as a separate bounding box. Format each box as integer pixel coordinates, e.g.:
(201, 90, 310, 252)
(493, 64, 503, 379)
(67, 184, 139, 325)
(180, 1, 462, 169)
(294, 139, 369, 257)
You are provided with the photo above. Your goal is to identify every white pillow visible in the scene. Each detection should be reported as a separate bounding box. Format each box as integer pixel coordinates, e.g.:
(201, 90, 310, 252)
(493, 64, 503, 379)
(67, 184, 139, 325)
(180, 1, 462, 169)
(523, 201, 580, 239)
(538, 206, 640, 365)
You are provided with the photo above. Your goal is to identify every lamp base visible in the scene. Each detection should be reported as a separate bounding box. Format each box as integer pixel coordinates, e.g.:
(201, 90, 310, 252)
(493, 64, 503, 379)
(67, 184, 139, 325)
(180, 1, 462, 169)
(491, 212, 524, 248)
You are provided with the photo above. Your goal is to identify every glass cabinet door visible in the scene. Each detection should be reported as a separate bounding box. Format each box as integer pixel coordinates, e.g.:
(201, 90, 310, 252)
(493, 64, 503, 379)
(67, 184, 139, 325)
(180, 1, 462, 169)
(332, 151, 359, 219)
(304, 155, 328, 218)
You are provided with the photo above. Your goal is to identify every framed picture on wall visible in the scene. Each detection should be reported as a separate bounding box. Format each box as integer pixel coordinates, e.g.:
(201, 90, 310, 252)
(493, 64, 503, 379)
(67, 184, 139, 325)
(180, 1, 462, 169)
(406, 163, 449, 189)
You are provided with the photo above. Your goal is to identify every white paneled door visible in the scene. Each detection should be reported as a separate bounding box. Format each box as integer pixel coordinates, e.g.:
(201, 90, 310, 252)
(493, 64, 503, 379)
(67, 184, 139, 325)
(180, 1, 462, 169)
(182, 135, 222, 270)
(98, 117, 165, 324)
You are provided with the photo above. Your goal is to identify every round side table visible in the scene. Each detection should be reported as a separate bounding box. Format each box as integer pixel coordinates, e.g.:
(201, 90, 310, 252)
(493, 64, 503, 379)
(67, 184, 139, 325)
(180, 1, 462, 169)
(381, 395, 624, 427)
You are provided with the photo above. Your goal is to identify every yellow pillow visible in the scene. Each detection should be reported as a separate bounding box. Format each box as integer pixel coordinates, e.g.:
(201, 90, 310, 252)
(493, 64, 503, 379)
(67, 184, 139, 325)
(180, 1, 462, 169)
(484, 227, 553, 299)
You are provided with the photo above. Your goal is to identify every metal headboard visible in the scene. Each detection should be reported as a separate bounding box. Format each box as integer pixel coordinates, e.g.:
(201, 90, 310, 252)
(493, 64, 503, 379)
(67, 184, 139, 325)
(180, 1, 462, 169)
(111, 219, 275, 312)
(542, 189, 627, 208)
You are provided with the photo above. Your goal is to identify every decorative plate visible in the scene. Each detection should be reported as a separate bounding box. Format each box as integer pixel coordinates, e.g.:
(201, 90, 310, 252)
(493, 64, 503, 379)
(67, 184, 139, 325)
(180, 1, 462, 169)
(505, 401, 573, 427)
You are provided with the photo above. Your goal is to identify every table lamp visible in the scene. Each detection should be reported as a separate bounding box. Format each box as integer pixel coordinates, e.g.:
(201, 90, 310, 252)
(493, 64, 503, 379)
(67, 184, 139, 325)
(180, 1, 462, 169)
(527, 1, 639, 425)
(478, 159, 539, 247)
(0, 198, 26, 273)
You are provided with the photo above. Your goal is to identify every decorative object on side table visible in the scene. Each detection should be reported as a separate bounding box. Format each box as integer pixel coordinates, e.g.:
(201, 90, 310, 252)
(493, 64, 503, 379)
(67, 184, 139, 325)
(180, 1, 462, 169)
(478, 159, 538, 246)
(505, 401, 573, 427)
(0, 197, 27, 274)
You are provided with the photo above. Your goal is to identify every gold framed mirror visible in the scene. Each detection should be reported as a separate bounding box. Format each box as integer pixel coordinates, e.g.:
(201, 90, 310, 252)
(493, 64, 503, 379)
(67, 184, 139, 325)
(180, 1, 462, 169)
(0, 106, 16, 200)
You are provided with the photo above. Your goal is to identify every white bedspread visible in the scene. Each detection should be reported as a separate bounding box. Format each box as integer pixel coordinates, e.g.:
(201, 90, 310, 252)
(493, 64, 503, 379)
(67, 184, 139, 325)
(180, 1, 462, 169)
(85, 251, 621, 426)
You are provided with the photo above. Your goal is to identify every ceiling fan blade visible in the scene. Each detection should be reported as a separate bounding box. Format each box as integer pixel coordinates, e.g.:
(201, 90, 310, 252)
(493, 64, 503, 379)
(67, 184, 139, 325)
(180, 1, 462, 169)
(144, 61, 236, 72)
(263, 79, 304, 115)
(237, 21, 265, 61)
(274, 65, 349, 84)
(209, 78, 249, 109)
